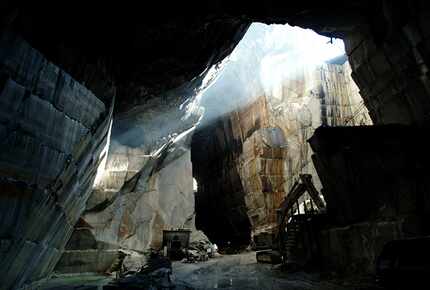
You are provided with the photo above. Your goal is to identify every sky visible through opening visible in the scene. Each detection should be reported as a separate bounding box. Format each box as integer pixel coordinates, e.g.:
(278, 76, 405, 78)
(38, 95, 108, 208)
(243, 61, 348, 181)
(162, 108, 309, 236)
(112, 22, 347, 155)
(195, 22, 346, 125)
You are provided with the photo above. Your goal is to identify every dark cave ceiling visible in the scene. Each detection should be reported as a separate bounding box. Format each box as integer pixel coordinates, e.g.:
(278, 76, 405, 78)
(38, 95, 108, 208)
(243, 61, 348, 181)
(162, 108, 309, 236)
(0, 1, 418, 112)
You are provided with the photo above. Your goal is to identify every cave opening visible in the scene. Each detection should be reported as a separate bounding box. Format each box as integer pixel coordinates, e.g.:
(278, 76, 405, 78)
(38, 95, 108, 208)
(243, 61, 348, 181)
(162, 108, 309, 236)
(191, 22, 370, 250)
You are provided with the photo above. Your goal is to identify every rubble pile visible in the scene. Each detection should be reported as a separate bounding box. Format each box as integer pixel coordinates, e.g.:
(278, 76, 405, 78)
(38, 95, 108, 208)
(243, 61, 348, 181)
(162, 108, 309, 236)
(104, 231, 217, 288)
(104, 251, 174, 290)
(182, 230, 218, 263)
(104, 249, 201, 290)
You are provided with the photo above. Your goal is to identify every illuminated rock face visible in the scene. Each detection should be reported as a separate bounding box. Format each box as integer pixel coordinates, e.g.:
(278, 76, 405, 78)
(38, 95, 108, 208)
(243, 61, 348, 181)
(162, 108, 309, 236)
(0, 33, 113, 290)
(55, 104, 198, 274)
(265, 60, 372, 197)
(56, 150, 195, 273)
(250, 61, 371, 238)
(193, 60, 372, 245)
(84, 149, 195, 250)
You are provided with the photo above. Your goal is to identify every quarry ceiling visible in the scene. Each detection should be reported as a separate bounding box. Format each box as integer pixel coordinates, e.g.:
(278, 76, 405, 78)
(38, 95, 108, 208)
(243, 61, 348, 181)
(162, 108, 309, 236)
(2, 1, 383, 112)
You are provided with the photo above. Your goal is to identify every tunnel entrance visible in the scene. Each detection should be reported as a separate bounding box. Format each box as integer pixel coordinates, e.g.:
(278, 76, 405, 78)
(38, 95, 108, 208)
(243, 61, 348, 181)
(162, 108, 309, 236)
(190, 22, 370, 251)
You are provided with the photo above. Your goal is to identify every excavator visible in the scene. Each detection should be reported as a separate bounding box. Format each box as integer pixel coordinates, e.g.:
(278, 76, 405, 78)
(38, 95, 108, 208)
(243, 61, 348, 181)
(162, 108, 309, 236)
(256, 174, 326, 268)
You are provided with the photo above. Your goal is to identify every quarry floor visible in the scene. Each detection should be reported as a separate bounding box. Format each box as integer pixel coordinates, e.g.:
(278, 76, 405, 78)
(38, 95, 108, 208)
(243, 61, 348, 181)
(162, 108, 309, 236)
(41, 252, 378, 290)
(172, 252, 374, 290)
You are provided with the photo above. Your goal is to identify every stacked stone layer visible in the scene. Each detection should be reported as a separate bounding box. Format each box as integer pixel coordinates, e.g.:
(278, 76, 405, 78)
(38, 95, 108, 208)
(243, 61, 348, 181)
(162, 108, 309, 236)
(0, 32, 113, 290)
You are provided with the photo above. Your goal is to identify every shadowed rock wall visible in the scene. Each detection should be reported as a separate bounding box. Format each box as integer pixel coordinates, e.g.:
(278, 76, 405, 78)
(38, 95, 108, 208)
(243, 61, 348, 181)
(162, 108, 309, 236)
(344, 4, 430, 124)
(0, 32, 113, 290)
(310, 125, 430, 275)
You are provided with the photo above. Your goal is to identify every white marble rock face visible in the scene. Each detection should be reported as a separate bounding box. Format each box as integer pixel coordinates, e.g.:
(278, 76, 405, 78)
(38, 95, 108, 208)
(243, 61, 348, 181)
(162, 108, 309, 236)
(83, 150, 195, 252)
(54, 114, 198, 274)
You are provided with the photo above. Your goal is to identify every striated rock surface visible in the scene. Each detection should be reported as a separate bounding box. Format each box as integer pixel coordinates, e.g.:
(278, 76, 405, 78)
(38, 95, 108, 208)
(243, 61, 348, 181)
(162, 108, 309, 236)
(86, 148, 195, 251)
(55, 105, 200, 274)
(0, 32, 113, 289)
(193, 59, 372, 246)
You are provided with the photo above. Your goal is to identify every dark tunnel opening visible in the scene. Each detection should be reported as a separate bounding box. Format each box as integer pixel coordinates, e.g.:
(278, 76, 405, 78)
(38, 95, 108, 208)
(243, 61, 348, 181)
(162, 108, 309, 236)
(191, 118, 252, 249)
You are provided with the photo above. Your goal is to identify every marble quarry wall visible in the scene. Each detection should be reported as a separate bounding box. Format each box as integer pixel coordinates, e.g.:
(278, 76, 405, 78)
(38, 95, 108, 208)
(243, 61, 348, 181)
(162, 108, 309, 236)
(55, 147, 196, 274)
(265, 60, 372, 202)
(0, 32, 114, 290)
(55, 89, 201, 274)
(344, 12, 430, 125)
(193, 60, 372, 246)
